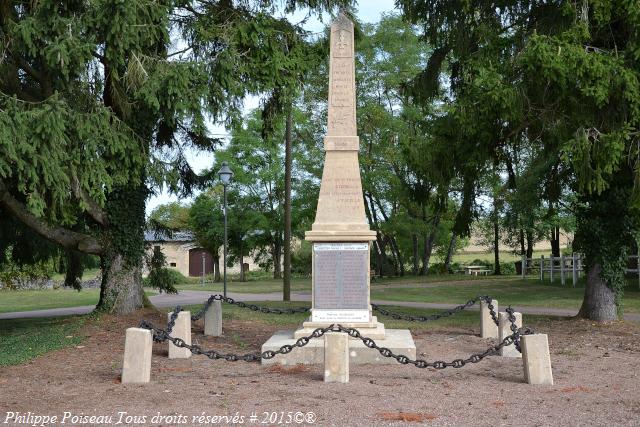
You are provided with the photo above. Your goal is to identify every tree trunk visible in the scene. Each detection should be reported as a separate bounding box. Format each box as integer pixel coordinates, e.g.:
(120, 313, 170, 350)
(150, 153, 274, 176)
(64, 249, 84, 290)
(444, 233, 456, 273)
(526, 230, 534, 262)
(283, 107, 293, 301)
(412, 234, 419, 275)
(577, 262, 617, 321)
(389, 236, 404, 276)
(365, 193, 385, 276)
(97, 252, 144, 314)
(239, 240, 245, 282)
(421, 212, 441, 275)
(550, 226, 561, 258)
(213, 256, 221, 282)
(96, 183, 147, 314)
(493, 213, 501, 275)
(273, 240, 282, 279)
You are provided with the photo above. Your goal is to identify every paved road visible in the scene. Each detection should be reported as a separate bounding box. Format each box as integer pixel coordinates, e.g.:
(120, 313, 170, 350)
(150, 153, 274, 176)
(1, 289, 639, 321)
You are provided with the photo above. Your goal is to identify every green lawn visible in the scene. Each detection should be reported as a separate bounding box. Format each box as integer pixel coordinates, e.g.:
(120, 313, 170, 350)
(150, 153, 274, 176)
(176, 273, 508, 293)
(0, 316, 86, 366)
(371, 278, 640, 313)
(0, 289, 156, 314)
(182, 300, 555, 331)
(177, 277, 312, 293)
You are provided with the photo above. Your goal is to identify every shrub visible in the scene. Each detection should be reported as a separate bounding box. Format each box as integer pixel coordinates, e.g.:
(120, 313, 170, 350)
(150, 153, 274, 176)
(144, 247, 178, 294)
(0, 262, 52, 290)
(291, 242, 312, 276)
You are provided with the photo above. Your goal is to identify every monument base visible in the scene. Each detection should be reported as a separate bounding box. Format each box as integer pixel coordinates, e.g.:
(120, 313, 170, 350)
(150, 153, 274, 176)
(294, 316, 386, 340)
(261, 329, 416, 366)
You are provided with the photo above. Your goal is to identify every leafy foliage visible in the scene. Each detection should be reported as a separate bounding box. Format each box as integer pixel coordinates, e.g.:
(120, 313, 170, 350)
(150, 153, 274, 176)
(144, 246, 178, 294)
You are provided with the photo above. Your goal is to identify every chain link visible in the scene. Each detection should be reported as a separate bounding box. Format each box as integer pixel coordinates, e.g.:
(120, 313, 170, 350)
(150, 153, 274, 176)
(372, 295, 499, 326)
(480, 296, 499, 326)
(190, 294, 310, 321)
(329, 324, 534, 369)
(505, 306, 522, 352)
(372, 298, 478, 322)
(139, 318, 535, 368)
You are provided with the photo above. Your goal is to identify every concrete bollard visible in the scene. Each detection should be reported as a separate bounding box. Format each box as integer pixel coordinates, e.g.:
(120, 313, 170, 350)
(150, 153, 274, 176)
(324, 332, 349, 383)
(204, 300, 223, 337)
(168, 311, 192, 359)
(122, 328, 153, 384)
(522, 334, 553, 385)
(480, 299, 498, 338)
(498, 311, 522, 357)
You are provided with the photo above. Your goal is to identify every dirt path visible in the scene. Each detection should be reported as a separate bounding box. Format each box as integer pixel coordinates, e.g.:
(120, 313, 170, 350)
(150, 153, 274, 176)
(1, 312, 639, 426)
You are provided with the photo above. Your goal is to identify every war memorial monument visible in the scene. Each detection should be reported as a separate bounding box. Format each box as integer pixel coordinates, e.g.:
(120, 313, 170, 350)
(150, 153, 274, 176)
(261, 13, 416, 365)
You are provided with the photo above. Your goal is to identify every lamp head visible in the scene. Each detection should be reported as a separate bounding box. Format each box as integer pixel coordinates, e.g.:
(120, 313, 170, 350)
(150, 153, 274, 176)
(217, 161, 233, 186)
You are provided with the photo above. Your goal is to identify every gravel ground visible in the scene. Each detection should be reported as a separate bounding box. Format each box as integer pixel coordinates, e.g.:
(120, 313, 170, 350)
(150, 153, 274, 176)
(1, 311, 639, 427)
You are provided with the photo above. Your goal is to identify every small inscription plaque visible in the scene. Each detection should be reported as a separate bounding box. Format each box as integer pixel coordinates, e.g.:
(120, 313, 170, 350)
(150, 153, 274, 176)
(313, 243, 368, 310)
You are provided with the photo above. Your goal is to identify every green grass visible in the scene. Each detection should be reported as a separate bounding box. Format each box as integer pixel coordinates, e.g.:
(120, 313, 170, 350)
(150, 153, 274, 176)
(177, 277, 312, 293)
(181, 300, 555, 331)
(0, 289, 157, 314)
(371, 278, 640, 313)
(0, 316, 86, 366)
(176, 274, 509, 293)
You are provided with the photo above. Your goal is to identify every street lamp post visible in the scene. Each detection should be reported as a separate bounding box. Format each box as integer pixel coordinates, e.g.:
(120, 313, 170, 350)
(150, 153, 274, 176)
(201, 252, 205, 287)
(217, 161, 234, 298)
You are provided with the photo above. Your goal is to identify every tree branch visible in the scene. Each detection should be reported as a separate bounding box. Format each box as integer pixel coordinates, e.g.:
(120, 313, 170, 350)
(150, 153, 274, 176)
(0, 182, 104, 255)
(70, 174, 109, 226)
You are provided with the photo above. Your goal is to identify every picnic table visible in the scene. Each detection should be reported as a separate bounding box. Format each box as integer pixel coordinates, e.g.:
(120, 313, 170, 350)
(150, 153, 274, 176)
(464, 265, 491, 276)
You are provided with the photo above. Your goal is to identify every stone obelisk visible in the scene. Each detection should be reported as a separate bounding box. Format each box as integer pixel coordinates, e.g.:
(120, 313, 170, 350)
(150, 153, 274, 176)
(301, 12, 380, 334)
(262, 14, 415, 364)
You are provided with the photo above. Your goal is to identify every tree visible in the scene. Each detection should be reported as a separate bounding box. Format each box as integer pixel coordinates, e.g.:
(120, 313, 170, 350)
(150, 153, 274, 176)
(0, 0, 349, 313)
(399, 0, 640, 320)
(189, 190, 225, 282)
(148, 202, 191, 231)
(145, 246, 178, 294)
(216, 111, 286, 278)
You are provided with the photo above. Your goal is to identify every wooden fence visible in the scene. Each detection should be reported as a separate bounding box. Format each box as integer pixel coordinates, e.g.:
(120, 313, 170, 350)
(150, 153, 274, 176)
(520, 253, 640, 288)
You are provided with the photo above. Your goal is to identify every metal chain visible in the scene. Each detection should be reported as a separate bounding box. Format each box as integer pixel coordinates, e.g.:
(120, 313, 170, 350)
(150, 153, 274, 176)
(138, 319, 535, 368)
(372, 297, 479, 322)
(372, 295, 499, 326)
(480, 296, 499, 326)
(331, 324, 535, 369)
(159, 306, 182, 343)
(191, 294, 310, 321)
(505, 306, 522, 352)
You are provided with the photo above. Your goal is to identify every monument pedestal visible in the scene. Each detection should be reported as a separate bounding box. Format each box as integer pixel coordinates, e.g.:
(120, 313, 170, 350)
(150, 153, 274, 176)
(294, 315, 386, 340)
(261, 329, 416, 366)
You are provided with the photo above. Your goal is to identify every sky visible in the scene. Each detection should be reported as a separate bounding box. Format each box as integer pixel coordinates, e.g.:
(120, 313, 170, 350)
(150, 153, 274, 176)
(146, 0, 398, 216)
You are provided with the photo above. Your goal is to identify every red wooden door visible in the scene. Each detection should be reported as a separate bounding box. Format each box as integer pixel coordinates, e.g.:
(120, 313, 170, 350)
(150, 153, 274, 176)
(189, 248, 214, 277)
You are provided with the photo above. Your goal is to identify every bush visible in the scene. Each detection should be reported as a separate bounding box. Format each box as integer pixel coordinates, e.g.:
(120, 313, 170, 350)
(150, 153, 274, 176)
(499, 261, 516, 275)
(291, 242, 312, 276)
(144, 247, 178, 294)
(427, 262, 447, 274)
(0, 262, 53, 290)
